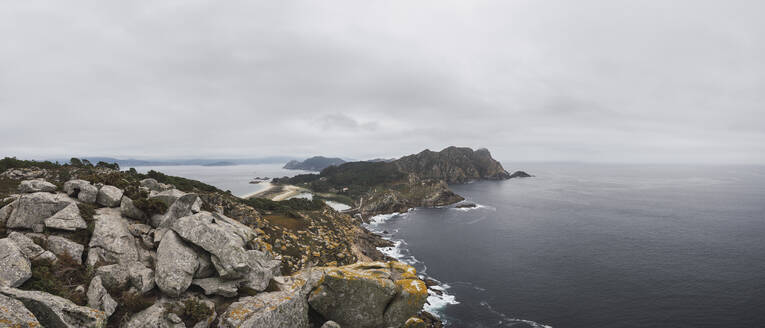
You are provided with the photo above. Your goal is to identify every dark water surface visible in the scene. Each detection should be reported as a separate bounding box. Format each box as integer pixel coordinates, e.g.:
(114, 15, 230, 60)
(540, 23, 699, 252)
(368, 164, 765, 328)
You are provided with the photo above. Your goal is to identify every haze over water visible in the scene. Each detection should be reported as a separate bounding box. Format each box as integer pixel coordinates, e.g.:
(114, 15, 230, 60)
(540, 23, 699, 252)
(370, 163, 765, 328)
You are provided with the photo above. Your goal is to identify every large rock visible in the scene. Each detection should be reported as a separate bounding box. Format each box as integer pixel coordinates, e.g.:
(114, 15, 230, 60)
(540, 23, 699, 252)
(155, 230, 199, 297)
(240, 249, 281, 291)
(219, 275, 311, 328)
(18, 179, 56, 193)
(140, 178, 172, 192)
(308, 262, 428, 328)
(127, 261, 156, 295)
(0, 293, 40, 327)
(96, 185, 123, 207)
(120, 197, 146, 220)
(384, 278, 429, 327)
(125, 303, 184, 328)
(0, 287, 107, 328)
(0, 198, 18, 225)
(87, 208, 140, 266)
(153, 193, 201, 228)
(5, 192, 73, 229)
(0, 168, 47, 180)
(170, 212, 256, 279)
(87, 276, 117, 318)
(191, 277, 239, 297)
(7, 232, 57, 265)
(0, 239, 31, 287)
(63, 180, 99, 204)
(46, 236, 84, 265)
(7, 232, 46, 260)
(149, 189, 187, 207)
(95, 264, 130, 290)
(44, 202, 87, 231)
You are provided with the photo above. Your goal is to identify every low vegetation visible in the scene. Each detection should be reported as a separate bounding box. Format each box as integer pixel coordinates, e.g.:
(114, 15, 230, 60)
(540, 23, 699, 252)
(133, 197, 169, 217)
(242, 197, 325, 214)
(275, 161, 406, 199)
(20, 254, 93, 306)
(141, 170, 221, 193)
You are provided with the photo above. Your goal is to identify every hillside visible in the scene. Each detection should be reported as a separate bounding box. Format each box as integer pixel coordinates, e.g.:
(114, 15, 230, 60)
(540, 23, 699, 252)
(275, 147, 523, 216)
(0, 157, 438, 328)
(283, 156, 346, 171)
(395, 147, 511, 183)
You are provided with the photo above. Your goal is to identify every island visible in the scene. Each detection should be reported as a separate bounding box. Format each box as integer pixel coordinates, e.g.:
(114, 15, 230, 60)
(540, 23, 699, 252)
(283, 156, 346, 171)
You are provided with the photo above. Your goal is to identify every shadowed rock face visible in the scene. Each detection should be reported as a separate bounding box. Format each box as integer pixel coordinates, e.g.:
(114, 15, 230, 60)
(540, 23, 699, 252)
(0, 287, 108, 328)
(0, 293, 40, 327)
(308, 261, 428, 328)
(394, 146, 511, 184)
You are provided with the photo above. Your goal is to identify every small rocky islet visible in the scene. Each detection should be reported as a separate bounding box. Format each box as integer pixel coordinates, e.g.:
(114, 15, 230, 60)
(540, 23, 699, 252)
(0, 147, 528, 327)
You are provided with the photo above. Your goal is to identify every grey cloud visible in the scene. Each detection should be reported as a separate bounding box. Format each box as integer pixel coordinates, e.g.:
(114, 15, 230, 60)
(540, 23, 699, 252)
(0, 0, 763, 164)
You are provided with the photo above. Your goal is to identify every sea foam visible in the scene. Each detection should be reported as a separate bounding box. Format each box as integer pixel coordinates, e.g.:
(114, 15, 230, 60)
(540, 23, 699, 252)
(365, 212, 460, 319)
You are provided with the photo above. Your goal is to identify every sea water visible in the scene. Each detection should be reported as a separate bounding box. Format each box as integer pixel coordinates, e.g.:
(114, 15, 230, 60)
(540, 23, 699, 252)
(366, 163, 765, 328)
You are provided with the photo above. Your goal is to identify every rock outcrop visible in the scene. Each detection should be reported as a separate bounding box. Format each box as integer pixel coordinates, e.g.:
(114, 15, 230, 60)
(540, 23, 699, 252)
(120, 196, 146, 220)
(0, 293, 41, 327)
(87, 276, 118, 317)
(125, 303, 185, 328)
(5, 192, 74, 230)
(169, 212, 255, 279)
(63, 179, 99, 204)
(394, 146, 511, 183)
(87, 208, 140, 266)
(46, 235, 85, 264)
(308, 262, 427, 328)
(0, 238, 31, 287)
(18, 179, 56, 193)
(155, 230, 199, 297)
(96, 185, 123, 207)
(0, 287, 107, 328)
(44, 202, 87, 231)
(0, 165, 437, 327)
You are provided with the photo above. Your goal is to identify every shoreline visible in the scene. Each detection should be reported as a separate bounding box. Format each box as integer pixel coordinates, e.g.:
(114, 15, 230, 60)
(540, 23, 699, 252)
(242, 183, 307, 201)
(364, 209, 458, 325)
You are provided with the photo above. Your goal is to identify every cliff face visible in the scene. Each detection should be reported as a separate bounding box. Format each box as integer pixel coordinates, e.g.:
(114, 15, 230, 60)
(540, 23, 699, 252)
(394, 146, 511, 184)
(283, 156, 346, 171)
(355, 175, 464, 217)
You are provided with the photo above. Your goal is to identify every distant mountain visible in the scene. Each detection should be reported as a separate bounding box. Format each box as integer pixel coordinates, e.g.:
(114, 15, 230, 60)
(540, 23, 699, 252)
(283, 156, 346, 171)
(394, 146, 511, 183)
(45, 157, 297, 167)
(202, 161, 237, 167)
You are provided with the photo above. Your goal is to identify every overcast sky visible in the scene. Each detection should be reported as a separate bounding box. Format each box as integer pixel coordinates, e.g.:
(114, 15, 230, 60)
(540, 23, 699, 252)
(1, 0, 763, 163)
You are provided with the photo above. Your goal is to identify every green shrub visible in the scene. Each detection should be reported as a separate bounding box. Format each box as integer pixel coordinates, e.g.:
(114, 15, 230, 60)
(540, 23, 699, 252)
(0, 156, 60, 172)
(183, 298, 213, 323)
(242, 197, 324, 213)
(96, 161, 120, 171)
(133, 198, 168, 217)
(78, 203, 96, 220)
(141, 170, 220, 193)
(20, 254, 91, 306)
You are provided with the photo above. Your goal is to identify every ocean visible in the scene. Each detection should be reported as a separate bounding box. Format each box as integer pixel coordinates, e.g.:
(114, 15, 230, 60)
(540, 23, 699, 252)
(365, 163, 765, 328)
(135, 163, 765, 327)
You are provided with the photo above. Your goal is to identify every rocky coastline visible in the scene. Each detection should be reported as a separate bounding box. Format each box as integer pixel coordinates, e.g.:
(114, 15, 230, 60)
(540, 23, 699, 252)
(0, 148, 527, 327)
(0, 161, 434, 328)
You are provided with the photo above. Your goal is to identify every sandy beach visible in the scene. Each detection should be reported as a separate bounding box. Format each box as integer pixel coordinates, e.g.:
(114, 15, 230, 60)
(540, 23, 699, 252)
(243, 182, 306, 201)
